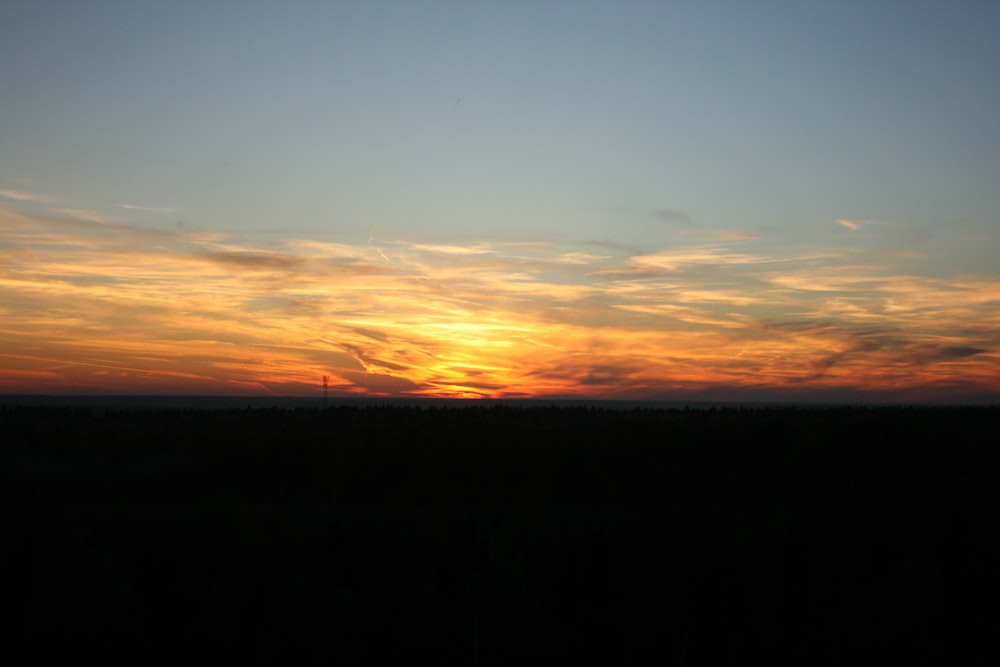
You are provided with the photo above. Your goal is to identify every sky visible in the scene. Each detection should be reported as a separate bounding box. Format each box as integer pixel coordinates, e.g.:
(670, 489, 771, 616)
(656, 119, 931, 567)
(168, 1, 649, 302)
(1, 1, 998, 402)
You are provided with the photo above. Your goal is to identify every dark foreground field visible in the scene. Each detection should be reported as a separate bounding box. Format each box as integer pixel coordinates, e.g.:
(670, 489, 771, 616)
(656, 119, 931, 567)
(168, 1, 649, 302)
(2, 404, 998, 665)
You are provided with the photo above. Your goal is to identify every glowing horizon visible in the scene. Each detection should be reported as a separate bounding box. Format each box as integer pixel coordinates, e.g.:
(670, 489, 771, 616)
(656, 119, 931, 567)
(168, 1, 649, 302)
(2, 4, 997, 403)
(2, 205, 996, 403)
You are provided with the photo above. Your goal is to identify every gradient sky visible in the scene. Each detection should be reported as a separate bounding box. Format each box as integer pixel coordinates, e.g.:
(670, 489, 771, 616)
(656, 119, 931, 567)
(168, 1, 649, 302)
(2, 1, 998, 402)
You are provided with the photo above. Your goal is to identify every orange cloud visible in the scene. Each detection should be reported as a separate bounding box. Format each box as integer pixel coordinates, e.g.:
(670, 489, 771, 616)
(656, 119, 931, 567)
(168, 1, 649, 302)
(0, 189, 51, 203)
(1, 206, 997, 402)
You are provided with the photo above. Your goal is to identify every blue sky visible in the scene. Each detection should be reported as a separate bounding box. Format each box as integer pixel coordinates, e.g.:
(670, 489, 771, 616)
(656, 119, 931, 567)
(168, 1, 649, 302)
(2, 1, 998, 400)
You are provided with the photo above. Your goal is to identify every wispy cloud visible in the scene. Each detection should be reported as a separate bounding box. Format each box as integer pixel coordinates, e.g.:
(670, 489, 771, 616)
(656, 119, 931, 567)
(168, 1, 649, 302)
(412, 243, 494, 255)
(198, 250, 307, 271)
(598, 206, 691, 226)
(54, 208, 116, 224)
(836, 218, 898, 232)
(836, 218, 862, 231)
(676, 229, 761, 242)
(652, 209, 691, 224)
(557, 251, 611, 265)
(626, 247, 764, 272)
(118, 203, 177, 213)
(0, 189, 50, 202)
(1, 208, 996, 401)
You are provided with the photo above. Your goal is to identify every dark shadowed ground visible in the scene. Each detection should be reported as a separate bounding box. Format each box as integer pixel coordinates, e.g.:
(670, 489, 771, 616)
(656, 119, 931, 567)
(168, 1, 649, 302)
(2, 404, 998, 665)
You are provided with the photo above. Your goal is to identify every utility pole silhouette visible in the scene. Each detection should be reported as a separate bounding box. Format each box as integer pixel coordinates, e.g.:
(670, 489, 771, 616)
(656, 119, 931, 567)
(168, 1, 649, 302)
(322, 375, 329, 409)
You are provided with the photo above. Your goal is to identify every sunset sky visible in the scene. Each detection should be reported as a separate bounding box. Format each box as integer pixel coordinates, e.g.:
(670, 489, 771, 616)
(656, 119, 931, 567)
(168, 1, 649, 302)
(2, 1, 998, 402)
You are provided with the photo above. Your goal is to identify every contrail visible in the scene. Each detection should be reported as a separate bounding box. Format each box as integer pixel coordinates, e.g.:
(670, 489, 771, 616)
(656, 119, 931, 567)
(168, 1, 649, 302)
(368, 231, 391, 262)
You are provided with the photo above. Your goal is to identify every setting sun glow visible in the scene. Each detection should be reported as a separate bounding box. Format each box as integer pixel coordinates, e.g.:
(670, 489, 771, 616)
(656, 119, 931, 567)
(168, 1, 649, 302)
(1, 206, 996, 402)
(1, 3, 998, 403)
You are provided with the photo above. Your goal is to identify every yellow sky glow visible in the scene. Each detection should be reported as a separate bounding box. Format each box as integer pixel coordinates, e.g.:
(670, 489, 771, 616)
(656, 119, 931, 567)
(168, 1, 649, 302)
(1, 207, 997, 402)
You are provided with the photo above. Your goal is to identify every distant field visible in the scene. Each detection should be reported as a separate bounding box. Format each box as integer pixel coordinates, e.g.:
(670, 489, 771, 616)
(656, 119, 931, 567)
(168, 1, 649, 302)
(2, 405, 998, 664)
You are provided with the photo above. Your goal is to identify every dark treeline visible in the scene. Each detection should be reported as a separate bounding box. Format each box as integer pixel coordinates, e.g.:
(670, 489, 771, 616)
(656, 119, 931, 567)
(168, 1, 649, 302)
(2, 405, 998, 664)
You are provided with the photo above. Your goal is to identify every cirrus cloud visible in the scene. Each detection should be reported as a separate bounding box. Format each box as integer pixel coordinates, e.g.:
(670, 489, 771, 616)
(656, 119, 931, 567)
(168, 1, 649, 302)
(1, 206, 996, 402)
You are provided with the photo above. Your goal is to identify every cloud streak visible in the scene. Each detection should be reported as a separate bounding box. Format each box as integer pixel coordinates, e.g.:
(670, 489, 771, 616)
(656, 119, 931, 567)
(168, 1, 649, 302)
(0, 189, 51, 202)
(118, 203, 177, 213)
(836, 219, 862, 231)
(1, 206, 997, 402)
